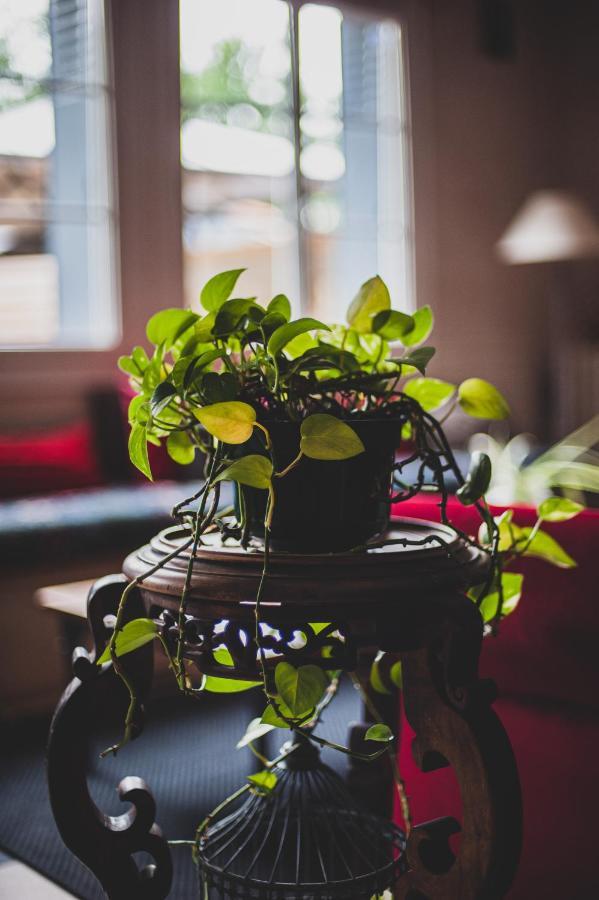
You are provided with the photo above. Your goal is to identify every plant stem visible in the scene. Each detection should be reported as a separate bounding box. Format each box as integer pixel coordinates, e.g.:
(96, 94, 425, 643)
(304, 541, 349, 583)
(350, 672, 412, 834)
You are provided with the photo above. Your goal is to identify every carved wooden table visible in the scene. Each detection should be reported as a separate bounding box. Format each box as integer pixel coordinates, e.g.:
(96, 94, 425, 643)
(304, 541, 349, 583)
(47, 518, 522, 900)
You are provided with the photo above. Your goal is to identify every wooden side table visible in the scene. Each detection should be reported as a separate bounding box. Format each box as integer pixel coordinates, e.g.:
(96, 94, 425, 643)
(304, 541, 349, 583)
(46, 518, 521, 899)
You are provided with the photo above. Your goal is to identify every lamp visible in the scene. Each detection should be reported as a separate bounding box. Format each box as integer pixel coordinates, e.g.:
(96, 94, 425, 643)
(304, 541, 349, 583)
(497, 189, 599, 264)
(496, 190, 599, 439)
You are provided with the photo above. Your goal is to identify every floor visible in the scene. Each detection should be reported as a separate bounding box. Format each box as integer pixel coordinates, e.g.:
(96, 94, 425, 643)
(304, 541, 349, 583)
(0, 853, 75, 899)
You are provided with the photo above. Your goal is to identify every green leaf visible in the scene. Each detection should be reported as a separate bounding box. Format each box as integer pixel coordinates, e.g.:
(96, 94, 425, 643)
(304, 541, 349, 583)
(118, 354, 141, 377)
(200, 372, 239, 403)
(128, 395, 149, 425)
(372, 309, 414, 341)
(274, 662, 328, 717)
(194, 401, 256, 444)
(267, 318, 330, 358)
(390, 660, 403, 689)
(200, 268, 246, 312)
(365, 724, 394, 743)
(400, 305, 434, 347)
(214, 454, 273, 490)
(283, 332, 319, 359)
(267, 294, 291, 321)
(193, 312, 217, 343)
(519, 528, 576, 568)
(131, 345, 150, 372)
(128, 423, 152, 480)
(478, 509, 522, 552)
(346, 275, 391, 333)
(403, 377, 455, 412)
(97, 618, 158, 665)
(202, 675, 261, 693)
(370, 653, 391, 695)
(397, 346, 436, 374)
(247, 770, 278, 794)
(537, 497, 584, 522)
(166, 431, 195, 465)
(213, 646, 235, 666)
(261, 702, 293, 728)
(300, 414, 365, 461)
(309, 622, 331, 635)
(150, 381, 177, 417)
(146, 308, 198, 347)
(457, 451, 492, 505)
(236, 717, 276, 749)
(458, 378, 510, 420)
(469, 572, 524, 623)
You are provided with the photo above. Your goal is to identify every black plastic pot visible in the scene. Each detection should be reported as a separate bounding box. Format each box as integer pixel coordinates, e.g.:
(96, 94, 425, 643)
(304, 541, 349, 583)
(239, 417, 402, 553)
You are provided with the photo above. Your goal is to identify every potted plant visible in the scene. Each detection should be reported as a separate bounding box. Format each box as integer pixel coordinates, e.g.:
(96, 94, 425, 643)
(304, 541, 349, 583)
(107, 269, 583, 865)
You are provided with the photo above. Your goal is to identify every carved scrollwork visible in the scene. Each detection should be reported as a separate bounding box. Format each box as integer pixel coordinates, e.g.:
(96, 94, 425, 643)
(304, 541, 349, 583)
(46, 576, 172, 900)
(395, 595, 522, 900)
(159, 611, 356, 679)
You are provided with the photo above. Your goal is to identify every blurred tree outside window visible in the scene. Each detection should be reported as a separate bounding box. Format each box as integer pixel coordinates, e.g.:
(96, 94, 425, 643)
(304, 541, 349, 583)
(180, 0, 414, 320)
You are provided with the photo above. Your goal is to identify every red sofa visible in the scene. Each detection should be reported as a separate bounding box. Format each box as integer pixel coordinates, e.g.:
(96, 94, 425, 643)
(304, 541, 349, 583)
(391, 497, 599, 898)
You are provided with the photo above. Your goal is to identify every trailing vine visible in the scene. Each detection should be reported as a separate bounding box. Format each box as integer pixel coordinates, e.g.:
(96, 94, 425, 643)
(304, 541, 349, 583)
(99, 270, 583, 846)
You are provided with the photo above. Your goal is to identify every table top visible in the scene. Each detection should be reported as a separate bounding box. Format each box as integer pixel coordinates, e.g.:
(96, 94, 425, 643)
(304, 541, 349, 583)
(123, 517, 489, 624)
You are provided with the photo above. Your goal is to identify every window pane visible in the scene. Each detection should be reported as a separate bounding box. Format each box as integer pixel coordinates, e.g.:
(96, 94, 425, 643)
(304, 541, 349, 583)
(0, 0, 118, 348)
(180, 0, 413, 318)
(299, 4, 412, 320)
(180, 0, 301, 310)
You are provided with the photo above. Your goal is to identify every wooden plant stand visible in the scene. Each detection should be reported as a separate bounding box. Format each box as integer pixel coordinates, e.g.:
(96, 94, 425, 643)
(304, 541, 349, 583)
(47, 518, 521, 899)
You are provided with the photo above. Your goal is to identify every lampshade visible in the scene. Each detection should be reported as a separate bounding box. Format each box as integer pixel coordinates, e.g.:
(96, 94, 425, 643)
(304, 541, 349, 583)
(497, 190, 599, 264)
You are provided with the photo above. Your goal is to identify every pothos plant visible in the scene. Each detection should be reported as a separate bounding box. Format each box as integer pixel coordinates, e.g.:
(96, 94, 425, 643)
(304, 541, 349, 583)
(106, 269, 582, 846)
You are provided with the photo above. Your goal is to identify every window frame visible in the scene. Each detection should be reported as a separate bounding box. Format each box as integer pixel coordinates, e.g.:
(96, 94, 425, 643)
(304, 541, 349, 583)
(0, 0, 436, 430)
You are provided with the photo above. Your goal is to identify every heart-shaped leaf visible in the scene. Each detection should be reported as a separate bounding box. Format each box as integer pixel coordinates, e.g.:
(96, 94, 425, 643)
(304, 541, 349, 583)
(247, 770, 278, 793)
(166, 431, 195, 465)
(396, 346, 436, 374)
(469, 572, 524, 623)
(200, 269, 246, 311)
(146, 308, 198, 347)
(202, 675, 261, 693)
(274, 662, 328, 717)
(267, 294, 291, 321)
(537, 497, 584, 522)
(400, 305, 433, 347)
(519, 528, 576, 568)
(457, 451, 492, 505)
(403, 377, 455, 412)
(97, 618, 158, 665)
(365, 724, 394, 743)
(260, 699, 297, 728)
(236, 717, 277, 749)
(129, 423, 152, 480)
(150, 381, 177, 417)
(194, 401, 256, 444)
(300, 414, 365, 461)
(458, 378, 510, 420)
(214, 455, 273, 490)
(267, 318, 329, 358)
(372, 309, 414, 341)
(346, 275, 391, 333)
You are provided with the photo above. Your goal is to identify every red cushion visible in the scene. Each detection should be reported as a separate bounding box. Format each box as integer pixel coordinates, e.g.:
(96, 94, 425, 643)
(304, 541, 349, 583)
(392, 497, 599, 710)
(0, 423, 102, 499)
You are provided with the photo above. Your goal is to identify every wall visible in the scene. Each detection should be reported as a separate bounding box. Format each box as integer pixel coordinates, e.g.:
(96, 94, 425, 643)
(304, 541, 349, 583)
(412, 0, 599, 440)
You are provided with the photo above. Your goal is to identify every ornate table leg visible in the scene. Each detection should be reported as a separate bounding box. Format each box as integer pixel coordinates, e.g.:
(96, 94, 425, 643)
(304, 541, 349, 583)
(396, 596, 522, 900)
(46, 575, 172, 900)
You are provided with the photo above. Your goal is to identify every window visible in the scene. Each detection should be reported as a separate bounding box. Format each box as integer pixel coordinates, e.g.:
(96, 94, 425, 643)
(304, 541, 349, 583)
(0, 0, 118, 349)
(180, 0, 413, 320)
